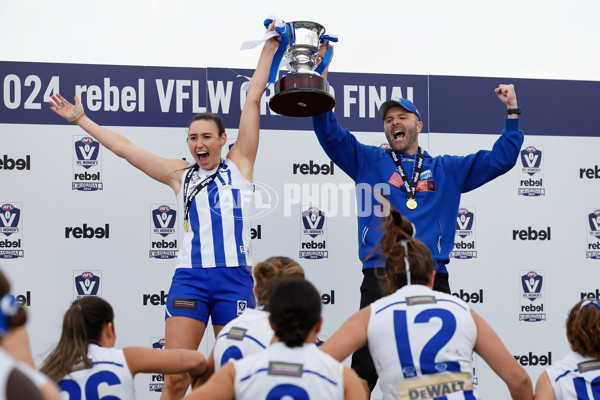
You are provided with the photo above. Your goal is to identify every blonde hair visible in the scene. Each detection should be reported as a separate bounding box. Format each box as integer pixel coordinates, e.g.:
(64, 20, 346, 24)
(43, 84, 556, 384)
(253, 256, 304, 309)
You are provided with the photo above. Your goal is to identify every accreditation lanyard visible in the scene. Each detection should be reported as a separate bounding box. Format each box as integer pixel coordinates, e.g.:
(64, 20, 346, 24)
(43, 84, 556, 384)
(182, 162, 222, 232)
(389, 147, 425, 210)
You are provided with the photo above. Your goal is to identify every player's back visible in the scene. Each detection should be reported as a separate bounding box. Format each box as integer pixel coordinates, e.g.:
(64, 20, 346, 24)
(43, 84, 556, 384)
(547, 351, 600, 399)
(58, 344, 135, 400)
(233, 342, 345, 399)
(213, 308, 273, 370)
(368, 284, 478, 399)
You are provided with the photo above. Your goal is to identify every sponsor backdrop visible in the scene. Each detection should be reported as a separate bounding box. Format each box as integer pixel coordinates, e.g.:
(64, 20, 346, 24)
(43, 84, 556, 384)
(1, 61, 599, 399)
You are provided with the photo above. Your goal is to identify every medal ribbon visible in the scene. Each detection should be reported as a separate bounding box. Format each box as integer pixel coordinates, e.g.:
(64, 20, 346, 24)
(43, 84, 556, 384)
(182, 162, 222, 226)
(389, 147, 425, 205)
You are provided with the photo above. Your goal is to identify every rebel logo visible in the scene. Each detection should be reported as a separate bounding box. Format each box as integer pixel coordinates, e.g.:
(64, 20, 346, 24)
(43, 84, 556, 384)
(453, 241, 474, 249)
(580, 165, 600, 179)
(143, 290, 168, 306)
(151, 239, 177, 248)
(10, 291, 31, 307)
(65, 224, 110, 239)
(452, 289, 483, 303)
(292, 160, 335, 175)
(301, 240, 326, 249)
(251, 225, 262, 240)
(321, 290, 335, 305)
(0, 155, 30, 170)
(520, 177, 543, 187)
(0, 239, 20, 249)
(73, 171, 101, 181)
(512, 227, 551, 241)
(514, 352, 552, 366)
(581, 289, 600, 300)
(149, 374, 164, 392)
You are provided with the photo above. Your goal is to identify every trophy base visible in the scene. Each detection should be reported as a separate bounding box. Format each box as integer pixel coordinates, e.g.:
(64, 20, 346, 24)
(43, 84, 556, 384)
(269, 73, 335, 117)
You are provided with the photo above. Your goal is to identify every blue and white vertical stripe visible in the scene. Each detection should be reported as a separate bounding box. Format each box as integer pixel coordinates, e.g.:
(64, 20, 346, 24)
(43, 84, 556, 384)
(177, 159, 253, 268)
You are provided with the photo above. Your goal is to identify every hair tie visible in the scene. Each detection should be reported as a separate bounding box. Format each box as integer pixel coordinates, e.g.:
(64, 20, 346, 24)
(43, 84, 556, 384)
(401, 240, 411, 285)
(0, 294, 18, 317)
(580, 299, 600, 311)
(0, 294, 19, 336)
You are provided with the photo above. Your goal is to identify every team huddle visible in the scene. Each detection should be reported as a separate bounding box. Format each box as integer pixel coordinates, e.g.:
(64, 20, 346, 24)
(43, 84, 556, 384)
(2, 20, 600, 400)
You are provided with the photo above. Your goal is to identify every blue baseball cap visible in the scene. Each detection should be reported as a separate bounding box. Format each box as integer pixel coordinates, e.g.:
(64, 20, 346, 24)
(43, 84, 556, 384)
(379, 98, 422, 121)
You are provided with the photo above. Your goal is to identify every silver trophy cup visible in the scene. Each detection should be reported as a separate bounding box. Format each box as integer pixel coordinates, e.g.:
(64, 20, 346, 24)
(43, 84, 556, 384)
(269, 21, 335, 117)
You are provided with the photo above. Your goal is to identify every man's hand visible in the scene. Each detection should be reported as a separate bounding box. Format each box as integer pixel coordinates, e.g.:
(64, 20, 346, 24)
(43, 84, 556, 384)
(316, 42, 333, 79)
(494, 84, 518, 109)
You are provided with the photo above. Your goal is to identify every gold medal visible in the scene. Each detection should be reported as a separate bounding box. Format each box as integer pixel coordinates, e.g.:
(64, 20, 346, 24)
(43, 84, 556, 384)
(183, 219, 190, 232)
(406, 199, 417, 210)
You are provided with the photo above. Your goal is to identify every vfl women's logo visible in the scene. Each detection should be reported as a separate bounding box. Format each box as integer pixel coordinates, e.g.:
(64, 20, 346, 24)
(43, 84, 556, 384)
(74, 137, 100, 168)
(519, 270, 546, 322)
(587, 209, 600, 260)
(522, 271, 543, 301)
(152, 338, 166, 350)
(589, 210, 600, 239)
(0, 204, 20, 237)
(302, 207, 325, 238)
(152, 205, 176, 237)
(520, 146, 542, 175)
(451, 207, 477, 260)
(518, 145, 545, 197)
(455, 208, 474, 238)
(0, 203, 24, 259)
(74, 271, 101, 298)
(149, 204, 178, 260)
(73, 136, 103, 191)
(300, 206, 328, 260)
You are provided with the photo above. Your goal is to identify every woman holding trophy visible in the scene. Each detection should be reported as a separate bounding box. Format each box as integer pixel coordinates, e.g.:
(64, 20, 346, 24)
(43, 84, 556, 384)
(48, 23, 280, 399)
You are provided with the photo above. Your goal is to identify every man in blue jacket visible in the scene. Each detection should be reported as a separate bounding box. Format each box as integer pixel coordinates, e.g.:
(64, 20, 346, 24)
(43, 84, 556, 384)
(311, 82, 523, 391)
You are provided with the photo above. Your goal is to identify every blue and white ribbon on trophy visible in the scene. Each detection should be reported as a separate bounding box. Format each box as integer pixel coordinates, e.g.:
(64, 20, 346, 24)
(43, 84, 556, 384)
(240, 16, 338, 85)
(314, 32, 337, 75)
